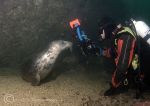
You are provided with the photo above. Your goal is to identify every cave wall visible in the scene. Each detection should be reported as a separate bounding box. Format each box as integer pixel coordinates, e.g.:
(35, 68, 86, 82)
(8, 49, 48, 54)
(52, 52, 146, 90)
(0, 0, 149, 68)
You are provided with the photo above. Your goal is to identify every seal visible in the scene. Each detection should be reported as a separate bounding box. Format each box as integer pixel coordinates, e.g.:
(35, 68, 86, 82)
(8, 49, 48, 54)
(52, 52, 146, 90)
(21, 40, 72, 86)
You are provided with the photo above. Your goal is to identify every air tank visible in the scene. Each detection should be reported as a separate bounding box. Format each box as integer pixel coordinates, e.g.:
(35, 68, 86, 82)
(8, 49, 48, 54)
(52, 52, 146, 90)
(132, 19, 150, 45)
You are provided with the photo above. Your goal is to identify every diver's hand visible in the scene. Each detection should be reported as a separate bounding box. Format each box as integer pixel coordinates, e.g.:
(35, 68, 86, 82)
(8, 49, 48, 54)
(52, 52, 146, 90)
(102, 49, 111, 58)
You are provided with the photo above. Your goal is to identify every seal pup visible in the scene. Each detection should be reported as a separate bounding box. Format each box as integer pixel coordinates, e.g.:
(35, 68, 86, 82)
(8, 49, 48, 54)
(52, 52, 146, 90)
(22, 40, 72, 86)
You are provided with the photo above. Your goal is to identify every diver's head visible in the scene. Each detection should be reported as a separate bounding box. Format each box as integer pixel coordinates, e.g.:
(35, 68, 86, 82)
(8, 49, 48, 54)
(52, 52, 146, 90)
(98, 17, 117, 41)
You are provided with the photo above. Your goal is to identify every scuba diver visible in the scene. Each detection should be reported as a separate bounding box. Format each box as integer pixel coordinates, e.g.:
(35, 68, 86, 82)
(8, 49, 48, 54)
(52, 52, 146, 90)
(69, 18, 149, 99)
(98, 17, 145, 98)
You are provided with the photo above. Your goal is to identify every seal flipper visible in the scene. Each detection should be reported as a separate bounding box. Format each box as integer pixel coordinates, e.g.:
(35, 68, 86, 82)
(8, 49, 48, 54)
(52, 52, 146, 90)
(31, 73, 41, 86)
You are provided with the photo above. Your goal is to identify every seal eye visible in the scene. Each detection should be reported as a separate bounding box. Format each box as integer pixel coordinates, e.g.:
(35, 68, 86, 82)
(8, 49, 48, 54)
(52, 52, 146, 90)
(61, 41, 66, 45)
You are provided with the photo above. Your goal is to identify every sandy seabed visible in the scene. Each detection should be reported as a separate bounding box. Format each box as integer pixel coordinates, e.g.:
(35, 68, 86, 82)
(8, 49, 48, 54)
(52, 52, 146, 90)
(0, 67, 150, 106)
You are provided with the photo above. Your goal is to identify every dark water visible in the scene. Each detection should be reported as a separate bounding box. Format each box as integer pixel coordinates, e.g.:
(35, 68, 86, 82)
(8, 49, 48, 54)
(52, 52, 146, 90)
(0, 0, 149, 79)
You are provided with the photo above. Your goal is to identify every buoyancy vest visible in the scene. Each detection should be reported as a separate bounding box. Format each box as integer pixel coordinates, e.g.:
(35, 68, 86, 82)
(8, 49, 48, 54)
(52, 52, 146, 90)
(115, 27, 139, 70)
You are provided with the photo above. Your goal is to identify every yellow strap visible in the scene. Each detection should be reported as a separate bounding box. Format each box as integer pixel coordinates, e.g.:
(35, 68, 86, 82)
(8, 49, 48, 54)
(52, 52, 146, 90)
(117, 27, 136, 39)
